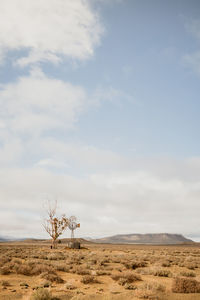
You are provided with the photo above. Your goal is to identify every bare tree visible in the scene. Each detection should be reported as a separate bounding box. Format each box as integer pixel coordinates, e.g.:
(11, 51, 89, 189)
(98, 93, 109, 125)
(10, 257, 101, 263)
(43, 201, 69, 249)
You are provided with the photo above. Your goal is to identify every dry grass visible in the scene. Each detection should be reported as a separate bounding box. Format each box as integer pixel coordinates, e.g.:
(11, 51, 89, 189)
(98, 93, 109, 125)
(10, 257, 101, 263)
(111, 271, 142, 285)
(31, 288, 54, 300)
(180, 271, 196, 277)
(81, 275, 100, 284)
(172, 277, 200, 293)
(0, 242, 199, 300)
(153, 268, 172, 277)
(40, 272, 64, 283)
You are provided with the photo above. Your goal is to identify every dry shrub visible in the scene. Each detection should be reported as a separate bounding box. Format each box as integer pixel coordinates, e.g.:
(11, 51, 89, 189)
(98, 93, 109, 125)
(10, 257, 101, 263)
(53, 262, 70, 272)
(15, 264, 32, 275)
(12, 258, 22, 265)
(81, 275, 100, 284)
(1, 280, 11, 287)
(0, 256, 11, 267)
(65, 282, 77, 290)
(96, 270, 111, 276)
(0, 266, 11, 275)
(172, 277, 200, 293)
(40, 272, 64, 283)
(32, 264, 55, 275)
(99, 259, 109, 266)
(124, 283, 137, 290)
(111, 271, 142, 286)
(186, 263, 198, 270)
(133, 281, 165, 300)
(180, 271, 196, 277)
(136, 268, 151, 275)
(31, 288, 53, 300)
(124, 260, 147, 270)
(88, 259, 97, 265)
(15, 262, 55, 276)
(140, 282, 166, 293)
(20, 282, 29, 287)
(74, 266, 90, 275)
(153, 269, 172, 277)
(47, 252, 64, 261)
(161, 260, 171, 267)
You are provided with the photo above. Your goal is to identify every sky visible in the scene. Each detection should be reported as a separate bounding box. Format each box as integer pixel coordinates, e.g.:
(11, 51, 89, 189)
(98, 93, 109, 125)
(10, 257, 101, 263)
(0, 0, 200, 241)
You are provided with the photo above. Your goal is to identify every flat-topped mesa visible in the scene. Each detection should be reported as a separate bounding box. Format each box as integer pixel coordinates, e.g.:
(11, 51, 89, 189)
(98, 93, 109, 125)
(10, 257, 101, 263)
(92, 233, 194, 245)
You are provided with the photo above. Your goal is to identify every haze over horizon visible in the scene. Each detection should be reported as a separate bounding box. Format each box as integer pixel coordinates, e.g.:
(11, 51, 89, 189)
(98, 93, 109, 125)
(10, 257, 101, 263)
(0, 0, 200, 242)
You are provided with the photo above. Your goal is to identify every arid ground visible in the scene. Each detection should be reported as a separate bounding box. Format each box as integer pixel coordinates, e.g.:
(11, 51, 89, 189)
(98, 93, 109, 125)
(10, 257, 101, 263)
(0, 241, 200, 300)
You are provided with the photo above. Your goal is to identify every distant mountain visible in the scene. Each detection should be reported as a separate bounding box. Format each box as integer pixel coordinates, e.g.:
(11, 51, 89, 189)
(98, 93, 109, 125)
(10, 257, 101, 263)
(0, 236, 9, 242)
(0, 236, 41, 242)
(92, 233, 194, 244)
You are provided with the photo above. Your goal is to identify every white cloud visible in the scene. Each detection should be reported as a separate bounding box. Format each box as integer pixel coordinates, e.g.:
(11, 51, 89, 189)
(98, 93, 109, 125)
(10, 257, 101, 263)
(0, 157, 200, 240)
(38, 138, 126, 171)
(0, 68, 136, 172)
(0, 138, 23, 166)
(36, 158, 69, 169)
(0, 68, 87, 136)
(0, 0, 103, 66)
(0, 74, 199, 239)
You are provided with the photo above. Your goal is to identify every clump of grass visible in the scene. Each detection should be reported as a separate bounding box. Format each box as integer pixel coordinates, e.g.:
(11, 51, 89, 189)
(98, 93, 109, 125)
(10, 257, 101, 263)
(1, 280, 11, 287)
(161, 260, 171, 267)
(74, 266, 90, 275)
(124, 260, 147, 270)
(172, 277, 200, 293)
(12, 258, 22, 265)
(133, 282, 165, 299)
(65, 282, 77, 290)
(0, 256, 11, 267)
(186, 263, 198, 270)
(15, 264, 32, 276)
(20, 282, 29, 287)
(180, 271, 196, 277)
(81, 275, 100, 284)
(111, 271, 142, 286)
(140, 282, 166, 293)
(40, 272, 64, 284)
(15, 262, 56, 276)
(31, 288, 53, 300)
(32, 264, 55, 276)
(47, 252, 64, 261)
(96, 270, 111, 276)
(153, 269, 172, 277)
(0, 266, 11, 275)
(53, 262, 69, 272)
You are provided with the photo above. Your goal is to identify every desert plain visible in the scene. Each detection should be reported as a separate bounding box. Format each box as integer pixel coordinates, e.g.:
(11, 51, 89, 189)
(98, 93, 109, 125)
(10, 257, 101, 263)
(0, 241, 200, 300)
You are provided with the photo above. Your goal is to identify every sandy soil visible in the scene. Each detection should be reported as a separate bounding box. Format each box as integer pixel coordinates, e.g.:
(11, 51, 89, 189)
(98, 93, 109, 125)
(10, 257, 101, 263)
(0, 242, 200, 299)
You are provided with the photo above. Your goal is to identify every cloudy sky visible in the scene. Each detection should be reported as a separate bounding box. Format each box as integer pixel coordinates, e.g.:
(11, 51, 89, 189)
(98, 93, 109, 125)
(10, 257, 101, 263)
(0, 0, 200, 241)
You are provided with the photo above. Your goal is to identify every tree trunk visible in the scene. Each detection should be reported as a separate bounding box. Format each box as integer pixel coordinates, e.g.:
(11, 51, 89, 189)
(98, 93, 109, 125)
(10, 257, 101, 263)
(52, 238, 57, 249)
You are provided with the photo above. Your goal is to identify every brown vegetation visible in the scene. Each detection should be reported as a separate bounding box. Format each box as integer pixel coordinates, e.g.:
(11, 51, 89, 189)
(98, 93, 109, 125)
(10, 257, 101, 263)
(0, 242, 200, 299)
(172, 277, 200, 293)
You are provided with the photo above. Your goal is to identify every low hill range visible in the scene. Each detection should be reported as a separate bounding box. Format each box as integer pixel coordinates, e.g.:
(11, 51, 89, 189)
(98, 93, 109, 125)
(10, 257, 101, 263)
(91, 233, 194, 245)
(0, 233, 194, 245)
